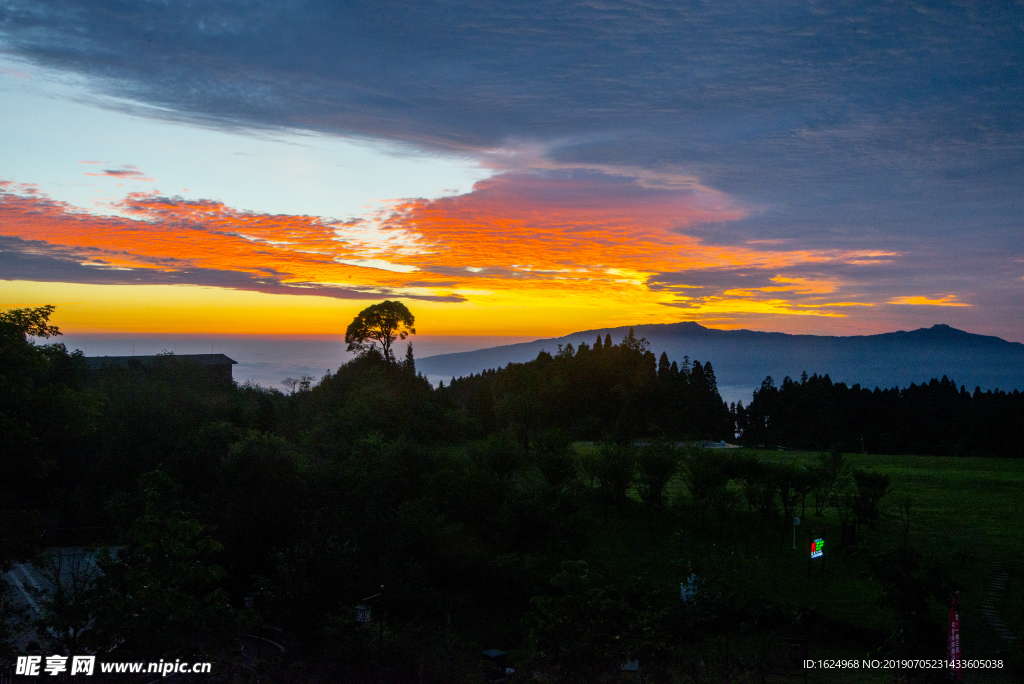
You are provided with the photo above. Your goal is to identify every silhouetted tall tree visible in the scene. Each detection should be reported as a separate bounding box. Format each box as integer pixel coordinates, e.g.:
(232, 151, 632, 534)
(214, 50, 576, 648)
(345, 300, 416, 363)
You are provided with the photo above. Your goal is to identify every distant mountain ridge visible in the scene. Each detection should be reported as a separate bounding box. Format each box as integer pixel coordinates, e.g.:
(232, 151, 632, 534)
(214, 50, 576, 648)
(417, 323, 1024, 403)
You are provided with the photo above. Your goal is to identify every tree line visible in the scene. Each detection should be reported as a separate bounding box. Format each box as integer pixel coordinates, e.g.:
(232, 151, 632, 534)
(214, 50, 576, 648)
(738, 371, 1024, 457)
(442, 329, 733, 446)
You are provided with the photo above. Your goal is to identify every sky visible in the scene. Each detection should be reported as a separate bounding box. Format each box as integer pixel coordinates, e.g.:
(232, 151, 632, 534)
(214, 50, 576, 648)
(1, 0, 1023, 343)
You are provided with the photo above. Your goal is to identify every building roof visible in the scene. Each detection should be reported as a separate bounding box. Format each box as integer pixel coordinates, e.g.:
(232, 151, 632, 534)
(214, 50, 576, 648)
(84, 353, 237, 370)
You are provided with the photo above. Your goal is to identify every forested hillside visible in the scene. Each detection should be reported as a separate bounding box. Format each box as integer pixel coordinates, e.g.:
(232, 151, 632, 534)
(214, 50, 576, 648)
(418, 322, 1024, 403)
(442, 330, 733, 445)
(2, 305, 1022, 682)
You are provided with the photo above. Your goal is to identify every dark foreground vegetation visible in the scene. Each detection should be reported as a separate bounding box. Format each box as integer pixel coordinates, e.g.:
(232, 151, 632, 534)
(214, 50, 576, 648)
(2, 304, 1022, 682)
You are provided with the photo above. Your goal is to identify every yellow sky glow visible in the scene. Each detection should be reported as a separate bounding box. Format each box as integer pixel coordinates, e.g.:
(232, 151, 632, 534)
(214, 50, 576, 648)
(0, 171, 976, 337)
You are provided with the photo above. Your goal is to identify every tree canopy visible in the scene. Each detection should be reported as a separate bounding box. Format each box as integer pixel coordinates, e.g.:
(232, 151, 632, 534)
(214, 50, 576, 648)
(344, 300, 416, 364)
(0, 304, 62, 339)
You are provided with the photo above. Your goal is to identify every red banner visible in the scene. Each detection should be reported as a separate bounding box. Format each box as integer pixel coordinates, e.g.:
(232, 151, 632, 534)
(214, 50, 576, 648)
(948, 591, 962, 682)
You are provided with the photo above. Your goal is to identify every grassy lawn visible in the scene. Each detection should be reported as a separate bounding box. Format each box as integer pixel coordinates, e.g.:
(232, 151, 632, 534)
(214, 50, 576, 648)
(747, 451, 1024, 562)
(750, 450, 1024, 680)
(574, 445, 1024, 682)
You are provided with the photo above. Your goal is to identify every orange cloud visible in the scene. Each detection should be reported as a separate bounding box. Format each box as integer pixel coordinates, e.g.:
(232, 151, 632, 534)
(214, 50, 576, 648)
(888, 295, 970, 307)
(370, 172, 892, 306)
(0, 172, 925, 333)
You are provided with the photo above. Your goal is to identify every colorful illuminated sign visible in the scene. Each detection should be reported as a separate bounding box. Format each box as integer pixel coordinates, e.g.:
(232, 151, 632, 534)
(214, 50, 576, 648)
(810, 538, 824, 559)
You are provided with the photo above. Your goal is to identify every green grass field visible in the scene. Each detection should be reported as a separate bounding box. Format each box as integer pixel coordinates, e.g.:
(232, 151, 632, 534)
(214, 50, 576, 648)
(574, 446, 1024, 682)
(746, 451, 1024, 562)
(749, 450, 1024, 682)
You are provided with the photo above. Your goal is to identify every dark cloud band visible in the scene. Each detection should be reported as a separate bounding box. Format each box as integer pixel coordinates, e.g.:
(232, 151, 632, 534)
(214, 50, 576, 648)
(1, 0, 1021, 256)
(0, 235, 465, 302)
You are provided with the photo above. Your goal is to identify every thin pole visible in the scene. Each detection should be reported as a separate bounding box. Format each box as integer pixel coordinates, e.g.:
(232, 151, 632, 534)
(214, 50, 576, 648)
(378, 585, 384, 673)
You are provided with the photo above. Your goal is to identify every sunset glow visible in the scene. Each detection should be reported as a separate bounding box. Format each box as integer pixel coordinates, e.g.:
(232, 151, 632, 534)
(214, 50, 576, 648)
(2, 1, 1022, 342)
(2, 173, 912, 335)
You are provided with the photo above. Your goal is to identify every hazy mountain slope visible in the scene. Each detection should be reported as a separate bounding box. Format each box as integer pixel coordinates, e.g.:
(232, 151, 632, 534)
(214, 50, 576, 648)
(418, 323, 1024, 400)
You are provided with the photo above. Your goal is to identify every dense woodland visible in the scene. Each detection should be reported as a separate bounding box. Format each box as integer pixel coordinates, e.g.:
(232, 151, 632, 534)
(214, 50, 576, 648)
(2, 305, 1022, 682)
(738, 372, 1024, 457)
(443, 331, 733, 445)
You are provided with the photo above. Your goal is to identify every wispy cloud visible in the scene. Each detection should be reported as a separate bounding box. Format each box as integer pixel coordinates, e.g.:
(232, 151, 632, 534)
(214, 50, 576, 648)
(83, 165, 154, 181)
(0, 189, 464, 302)
(1, 173, 959, 324)
(888, 295, 970, 307)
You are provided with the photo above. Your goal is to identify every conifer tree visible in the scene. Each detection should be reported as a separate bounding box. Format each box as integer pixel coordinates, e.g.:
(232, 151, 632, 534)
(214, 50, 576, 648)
(703, 361, 718, 395)
(658, 352, 671, 379)
(690, 359, 705, 392)
(404, 342, 416, 373)
(620, 327, 650, 353)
